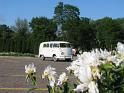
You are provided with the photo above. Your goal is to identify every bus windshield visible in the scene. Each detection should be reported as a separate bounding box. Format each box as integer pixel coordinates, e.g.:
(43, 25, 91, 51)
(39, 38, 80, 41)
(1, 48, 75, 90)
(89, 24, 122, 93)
(60, 43, 71, 48)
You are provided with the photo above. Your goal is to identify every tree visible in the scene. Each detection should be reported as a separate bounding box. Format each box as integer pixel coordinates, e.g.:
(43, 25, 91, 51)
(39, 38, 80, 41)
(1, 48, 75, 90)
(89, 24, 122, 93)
(30, 17, 56, 54)
(54, 2, 64, 24)
(62, 19, 79, 47)
(54, 2, 97, 50)
(54, 2, 80, 37)
(63, 4, 80, 21)
(54, 2, 80, 22)
(12, 18, 30, 53)
(0, 24, 14, 52)
(115, 18, 124, 43)
(77, 17, 96, 51)
(95, 17, 121, 50)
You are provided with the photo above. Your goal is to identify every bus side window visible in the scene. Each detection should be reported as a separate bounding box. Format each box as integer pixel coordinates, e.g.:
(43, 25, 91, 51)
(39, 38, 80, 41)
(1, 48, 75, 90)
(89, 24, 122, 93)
(50, 44, 53, 48)
(53, 44, 55, 48)
(43, 44, 47, 47)
(67, 44, 71, 47)
(46, 44, 49, 47)
(53, 43, 59, 48)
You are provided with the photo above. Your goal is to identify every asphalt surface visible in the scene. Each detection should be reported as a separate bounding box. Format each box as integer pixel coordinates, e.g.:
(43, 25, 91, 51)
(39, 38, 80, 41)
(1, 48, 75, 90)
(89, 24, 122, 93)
(0, 56, 76, 93)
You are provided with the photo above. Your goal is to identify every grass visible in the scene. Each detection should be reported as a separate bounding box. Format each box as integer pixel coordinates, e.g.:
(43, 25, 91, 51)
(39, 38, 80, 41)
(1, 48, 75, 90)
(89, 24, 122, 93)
(0, 52, 35, 57)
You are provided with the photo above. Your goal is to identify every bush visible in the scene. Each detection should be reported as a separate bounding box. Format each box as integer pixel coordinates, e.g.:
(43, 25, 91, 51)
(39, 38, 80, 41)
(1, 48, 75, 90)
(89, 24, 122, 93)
(0, 52, 35, 57)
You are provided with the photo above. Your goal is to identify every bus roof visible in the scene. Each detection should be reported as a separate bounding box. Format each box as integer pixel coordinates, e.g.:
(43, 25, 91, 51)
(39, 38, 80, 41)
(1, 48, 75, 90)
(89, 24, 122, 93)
(40, 41, 70, 44)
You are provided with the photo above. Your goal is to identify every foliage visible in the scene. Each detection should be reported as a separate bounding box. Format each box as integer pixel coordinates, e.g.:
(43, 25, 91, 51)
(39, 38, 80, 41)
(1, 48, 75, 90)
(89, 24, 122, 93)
(95, 17, 121, 50)
(54, 2, 64, 24)
(54, 2, 80, 38)
(0, 24, 14, 52)
(29, 17, 56, 54)
(77, 17, 96, 50)
(0, 52, 35, 57)
(54, 2, 80, 24)
(12, 18, 30, 53)
(98, 62, 124, 93)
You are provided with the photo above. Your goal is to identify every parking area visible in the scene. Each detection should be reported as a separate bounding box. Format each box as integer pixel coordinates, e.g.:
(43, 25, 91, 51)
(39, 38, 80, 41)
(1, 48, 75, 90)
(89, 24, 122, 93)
(0, 56, 75, 93)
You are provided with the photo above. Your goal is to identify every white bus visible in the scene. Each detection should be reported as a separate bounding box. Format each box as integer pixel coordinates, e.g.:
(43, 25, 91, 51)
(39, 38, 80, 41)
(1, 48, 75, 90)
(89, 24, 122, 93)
(38, 41, 72, 61)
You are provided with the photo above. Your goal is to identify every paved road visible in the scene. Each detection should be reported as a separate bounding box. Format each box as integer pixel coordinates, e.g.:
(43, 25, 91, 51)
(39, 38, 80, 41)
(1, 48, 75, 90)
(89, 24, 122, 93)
(0, 56, 76, 93)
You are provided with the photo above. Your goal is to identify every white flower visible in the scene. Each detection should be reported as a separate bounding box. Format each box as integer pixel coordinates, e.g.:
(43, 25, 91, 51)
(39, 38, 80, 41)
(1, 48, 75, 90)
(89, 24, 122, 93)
(107, 55, 122, 66)
(66, 60, 82, 76)
(99, 49, 111, 60)
(66, 61, 78, 72)
(57, 72, 68, 86)
(79, 51, 100, 67)
(49, 80, 56, 88)
(88, 81, 99, 93)
(25, 63, 36, 74)
(42, 65, 56, 79)
(42, 65, 57, 88)
(74, 81, 99, 93)
(116, 42, 124, 65)
(79, 50, 82, 54)
(91, 66, 101, 80)
(73, 83, 88, 92)
(117, 42, 124, 57)
(77, 66, 92, 83)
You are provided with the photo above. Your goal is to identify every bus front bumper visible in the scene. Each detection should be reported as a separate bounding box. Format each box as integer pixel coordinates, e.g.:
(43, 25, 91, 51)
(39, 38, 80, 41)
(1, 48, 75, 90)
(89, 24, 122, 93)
(57, 56, 73, 60)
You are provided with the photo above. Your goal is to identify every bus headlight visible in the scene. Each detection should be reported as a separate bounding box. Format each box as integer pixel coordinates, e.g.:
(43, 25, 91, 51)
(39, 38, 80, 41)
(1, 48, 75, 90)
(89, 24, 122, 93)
(61, 52, 64, 55)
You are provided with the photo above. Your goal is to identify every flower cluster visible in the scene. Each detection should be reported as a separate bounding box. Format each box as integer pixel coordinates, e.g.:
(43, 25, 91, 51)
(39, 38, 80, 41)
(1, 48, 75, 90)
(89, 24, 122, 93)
(66, 50, 101, 93)
(25, 42, 124, 93)
(25, 63, 36, 74)
(25, 63, 36, 86)
(66, 42, 124, 93)
(42, 65, 57, 88)
(41, 65, 69, 93)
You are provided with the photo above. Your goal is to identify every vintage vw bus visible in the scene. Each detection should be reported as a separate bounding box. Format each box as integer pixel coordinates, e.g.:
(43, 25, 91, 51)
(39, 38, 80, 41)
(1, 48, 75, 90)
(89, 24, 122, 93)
(38, 41, 72, 61)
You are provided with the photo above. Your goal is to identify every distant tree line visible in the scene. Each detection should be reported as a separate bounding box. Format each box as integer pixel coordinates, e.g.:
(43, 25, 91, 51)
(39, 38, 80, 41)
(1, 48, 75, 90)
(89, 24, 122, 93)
(0, 2, 124, 54)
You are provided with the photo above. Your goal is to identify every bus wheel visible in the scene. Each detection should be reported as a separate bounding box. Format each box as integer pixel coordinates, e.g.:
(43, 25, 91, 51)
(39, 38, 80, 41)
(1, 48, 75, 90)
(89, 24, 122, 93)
(53, 55, 57, 62)
(40, 55, 45, 61)
(66, 58, 73, 62)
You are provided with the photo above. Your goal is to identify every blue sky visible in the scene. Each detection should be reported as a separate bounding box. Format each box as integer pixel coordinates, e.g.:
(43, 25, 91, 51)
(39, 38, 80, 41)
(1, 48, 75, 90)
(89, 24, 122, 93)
(0, 0, 124, 26)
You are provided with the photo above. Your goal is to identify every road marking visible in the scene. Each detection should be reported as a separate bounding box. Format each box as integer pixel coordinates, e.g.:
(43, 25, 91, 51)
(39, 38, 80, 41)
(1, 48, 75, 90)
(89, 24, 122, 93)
(0, 88, 47, 91)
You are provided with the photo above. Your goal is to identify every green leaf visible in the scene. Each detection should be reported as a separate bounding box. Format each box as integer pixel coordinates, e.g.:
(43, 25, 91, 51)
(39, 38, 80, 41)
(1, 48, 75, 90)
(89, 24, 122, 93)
(100, 62, 115, 70)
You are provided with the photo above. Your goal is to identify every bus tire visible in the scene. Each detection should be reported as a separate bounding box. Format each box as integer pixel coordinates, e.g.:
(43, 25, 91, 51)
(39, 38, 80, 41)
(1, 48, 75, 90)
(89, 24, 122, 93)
(40, 55, 45, 61)
(53, 55, 57, 62)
